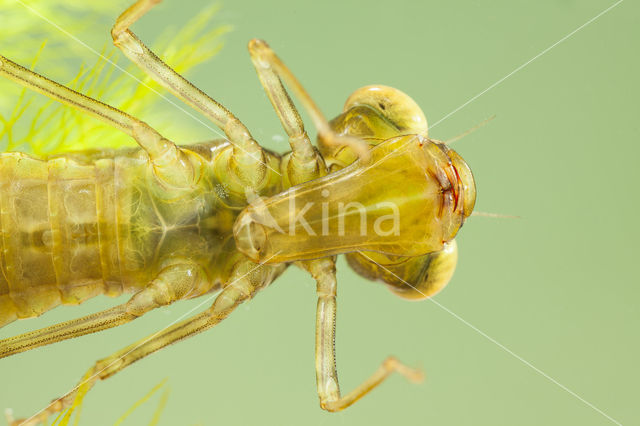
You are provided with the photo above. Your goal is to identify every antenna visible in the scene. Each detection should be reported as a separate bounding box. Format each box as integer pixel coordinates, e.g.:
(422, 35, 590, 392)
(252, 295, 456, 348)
(471, 211, 521, 219)
(445, 115, 496, 144)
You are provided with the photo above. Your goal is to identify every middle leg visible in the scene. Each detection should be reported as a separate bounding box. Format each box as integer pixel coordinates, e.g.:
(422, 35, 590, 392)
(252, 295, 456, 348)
(0, 262, 209, 359)
(8, 260, 279, 426)
(111, 0, 269, 187)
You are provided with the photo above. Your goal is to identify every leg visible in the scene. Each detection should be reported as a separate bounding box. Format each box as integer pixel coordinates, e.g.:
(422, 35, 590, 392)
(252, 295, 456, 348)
(111, 0, 267, 186)
(304, 258, 423, 412)
(248, 39, 371, 162)
(247, 41, 322, 186)
(0, 262, 209, 359)
(8, 262, 275, 426)
(0, 55, 198, 189)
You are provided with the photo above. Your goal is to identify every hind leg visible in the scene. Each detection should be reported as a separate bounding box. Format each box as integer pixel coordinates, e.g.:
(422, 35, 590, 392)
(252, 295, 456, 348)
(0, 262, 210, 359)
(8, 261, 278, 426)
(0, 55, 199, 189)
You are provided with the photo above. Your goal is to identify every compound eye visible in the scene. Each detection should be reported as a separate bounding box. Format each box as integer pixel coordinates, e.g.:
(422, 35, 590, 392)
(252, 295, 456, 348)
(345, 240, 458, 301)
(343, 85, 428, 135)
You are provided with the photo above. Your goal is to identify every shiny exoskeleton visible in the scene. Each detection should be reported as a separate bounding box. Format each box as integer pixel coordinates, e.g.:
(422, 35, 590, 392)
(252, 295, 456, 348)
(0, 1, 476, 424)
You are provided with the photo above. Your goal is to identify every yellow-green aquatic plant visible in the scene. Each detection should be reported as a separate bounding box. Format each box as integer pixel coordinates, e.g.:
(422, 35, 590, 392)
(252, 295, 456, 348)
(0, 1, 476, 423)
(0, 1, 230, 155)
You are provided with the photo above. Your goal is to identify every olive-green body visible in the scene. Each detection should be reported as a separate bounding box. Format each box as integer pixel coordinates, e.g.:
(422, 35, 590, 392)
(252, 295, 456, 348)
(0, 0, 479, 417)
(0, 87, 473, 327)
(0, 141, 283, 326)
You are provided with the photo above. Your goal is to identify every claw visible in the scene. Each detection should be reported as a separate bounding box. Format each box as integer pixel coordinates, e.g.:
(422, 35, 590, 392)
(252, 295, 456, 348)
(5, 408, 39, 426)
(385, 356, 426, 384)
(4, 408, 14, 425)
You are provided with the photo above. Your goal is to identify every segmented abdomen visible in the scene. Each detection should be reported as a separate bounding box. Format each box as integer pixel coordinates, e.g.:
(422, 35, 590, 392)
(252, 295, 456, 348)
(0, 152, 121, 326)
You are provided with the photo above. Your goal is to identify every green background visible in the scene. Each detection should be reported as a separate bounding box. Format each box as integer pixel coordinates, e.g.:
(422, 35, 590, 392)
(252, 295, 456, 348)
(1, 0, 639, 425)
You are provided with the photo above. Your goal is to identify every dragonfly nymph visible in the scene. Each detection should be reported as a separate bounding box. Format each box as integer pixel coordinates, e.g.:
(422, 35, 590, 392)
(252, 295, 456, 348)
(0, 0, 475, 423)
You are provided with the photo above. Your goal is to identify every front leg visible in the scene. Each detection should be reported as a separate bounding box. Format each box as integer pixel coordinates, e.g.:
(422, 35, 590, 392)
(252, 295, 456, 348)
(305, 258, 424, 411)
(248, 39, 371, 163)
(247, 40, 321, 186)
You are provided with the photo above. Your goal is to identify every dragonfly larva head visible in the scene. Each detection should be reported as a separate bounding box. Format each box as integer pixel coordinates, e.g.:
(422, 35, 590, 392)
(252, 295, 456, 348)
(233, 134, 476, 265)
(318, 85, 430, 169)
(346, 240, 459, 300)
(235, 84, 476, 299)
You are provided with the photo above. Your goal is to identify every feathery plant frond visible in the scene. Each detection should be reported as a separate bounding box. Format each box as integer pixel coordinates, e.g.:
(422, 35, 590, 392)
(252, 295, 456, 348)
(0, 2, 226, 424)
(0, 2, 231, 155)
(0, 0, 122, 91)
(46, 375, 170, 426)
